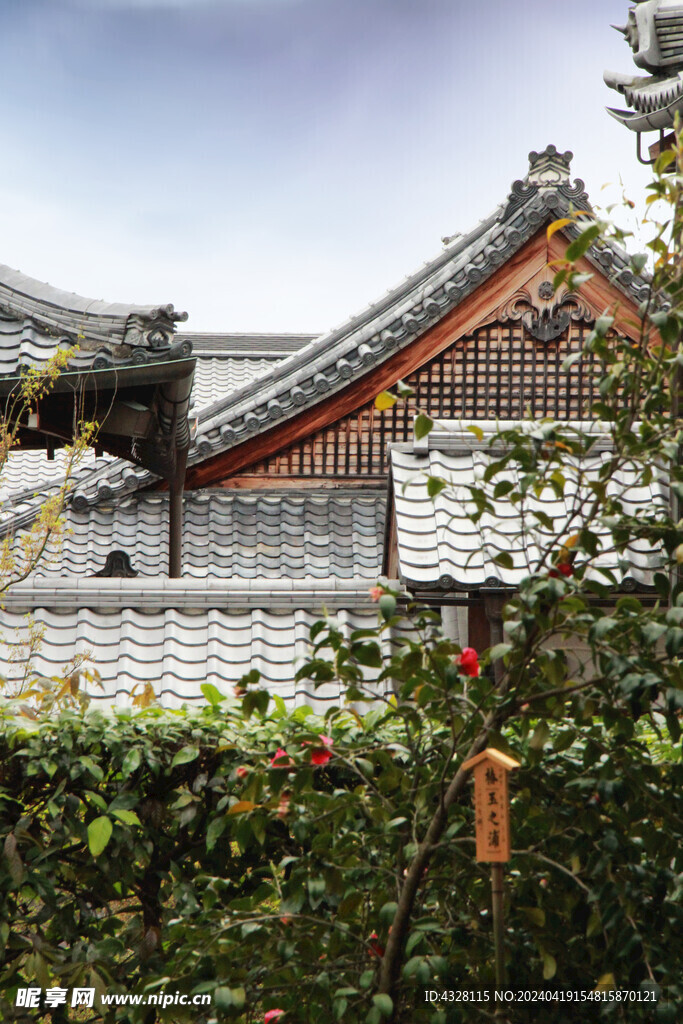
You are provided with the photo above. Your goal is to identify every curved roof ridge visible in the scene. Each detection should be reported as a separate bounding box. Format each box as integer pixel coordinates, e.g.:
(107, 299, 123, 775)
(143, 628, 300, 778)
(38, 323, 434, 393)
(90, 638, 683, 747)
(0, 262, 184, 324)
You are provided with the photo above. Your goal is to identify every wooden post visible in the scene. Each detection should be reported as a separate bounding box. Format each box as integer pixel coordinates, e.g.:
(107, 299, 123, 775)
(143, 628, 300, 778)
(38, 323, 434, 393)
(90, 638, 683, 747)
(491, 863, 505, 989)
(462, 748, 520, 1004)
(169, 446, 188, 579)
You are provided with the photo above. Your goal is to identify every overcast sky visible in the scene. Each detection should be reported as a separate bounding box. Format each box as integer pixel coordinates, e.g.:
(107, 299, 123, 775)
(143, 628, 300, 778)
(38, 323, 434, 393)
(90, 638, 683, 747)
(0, 0, 654, 333)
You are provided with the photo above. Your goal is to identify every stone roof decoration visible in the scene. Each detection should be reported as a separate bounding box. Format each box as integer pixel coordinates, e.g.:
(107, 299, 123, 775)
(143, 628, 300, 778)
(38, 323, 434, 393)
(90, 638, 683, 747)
(0, 263, 194, 480)
(604, 1, 683, 132)
(385, 422, 667, 594)
(63, 145, 650, 511)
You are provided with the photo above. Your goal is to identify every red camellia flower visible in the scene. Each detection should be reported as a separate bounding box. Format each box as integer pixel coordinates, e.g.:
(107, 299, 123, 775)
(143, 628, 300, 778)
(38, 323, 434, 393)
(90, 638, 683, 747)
(557, 562, 574, 577)
(236, 766, 249, 779)
(368, 932, 385, 958)
(456, 647, 480, 677)
(303, 734, 334, 765)
(264, 1011, 285, 1023)
(269, 748, 292, 767)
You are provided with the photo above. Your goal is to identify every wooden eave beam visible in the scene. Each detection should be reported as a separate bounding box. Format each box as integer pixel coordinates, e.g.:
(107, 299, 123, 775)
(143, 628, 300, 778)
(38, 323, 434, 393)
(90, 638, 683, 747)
(184, 229, 643, 489)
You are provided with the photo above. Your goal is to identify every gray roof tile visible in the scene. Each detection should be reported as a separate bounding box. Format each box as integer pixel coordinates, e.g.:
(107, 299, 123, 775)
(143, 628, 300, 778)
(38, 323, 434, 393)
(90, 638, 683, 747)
(0, 603, 393, 709)
(22, 490, 386, 580)
(388, 422, 667, 591)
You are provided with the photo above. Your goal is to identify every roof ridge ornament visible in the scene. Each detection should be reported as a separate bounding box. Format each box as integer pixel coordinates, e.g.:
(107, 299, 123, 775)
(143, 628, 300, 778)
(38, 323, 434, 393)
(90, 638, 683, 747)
(503, 145, 588, 221)
(604, 1, 683, 158)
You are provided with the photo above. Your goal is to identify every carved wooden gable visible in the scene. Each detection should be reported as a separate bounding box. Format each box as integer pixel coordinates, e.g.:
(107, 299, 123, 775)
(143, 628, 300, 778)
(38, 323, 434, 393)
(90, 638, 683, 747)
(186, 227, 641, 492)
(221, 270, 607, 487)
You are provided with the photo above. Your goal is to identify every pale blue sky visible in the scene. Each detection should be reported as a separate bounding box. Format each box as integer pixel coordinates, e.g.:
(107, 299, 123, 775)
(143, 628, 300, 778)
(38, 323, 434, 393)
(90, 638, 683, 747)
(0, 0, 654, 331)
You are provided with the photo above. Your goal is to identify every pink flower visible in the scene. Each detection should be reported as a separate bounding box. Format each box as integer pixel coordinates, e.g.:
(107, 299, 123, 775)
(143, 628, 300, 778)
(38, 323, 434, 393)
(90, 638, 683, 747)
(236, 766, 249, 778)
(269, 748, 292, 767)
(456, 647, 480, 677)
(369, 586, 384, 602)
(264, 1012, 285, 1023)
(319, 734, 333, 746)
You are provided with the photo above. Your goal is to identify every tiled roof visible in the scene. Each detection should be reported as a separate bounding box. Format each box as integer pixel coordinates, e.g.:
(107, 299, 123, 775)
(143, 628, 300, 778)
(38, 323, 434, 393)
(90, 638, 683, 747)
(190, 356, 285, 412)
(70, 145, 652, 509)
(0, 262, 188, 371)
(183, 332, 317, 356)
(0, 592, 394, 708)
(0, 449, 114, 539)
(27, 490, 386, 579)
(387, 422, 666, 592)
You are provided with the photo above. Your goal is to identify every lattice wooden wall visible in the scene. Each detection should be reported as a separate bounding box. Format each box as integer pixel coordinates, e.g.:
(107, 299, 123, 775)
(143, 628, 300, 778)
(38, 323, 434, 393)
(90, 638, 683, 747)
(242, 320, 598, 480)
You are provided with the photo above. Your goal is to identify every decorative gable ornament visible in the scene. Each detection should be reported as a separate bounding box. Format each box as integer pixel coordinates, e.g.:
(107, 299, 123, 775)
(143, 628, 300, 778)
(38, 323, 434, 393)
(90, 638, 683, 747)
(499, 282, 594, 343)
(605, 1, 683, 140)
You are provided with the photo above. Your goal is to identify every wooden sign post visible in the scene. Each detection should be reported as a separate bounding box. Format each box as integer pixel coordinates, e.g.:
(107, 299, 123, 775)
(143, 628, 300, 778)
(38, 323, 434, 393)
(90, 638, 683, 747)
(462, 748, 521, 995)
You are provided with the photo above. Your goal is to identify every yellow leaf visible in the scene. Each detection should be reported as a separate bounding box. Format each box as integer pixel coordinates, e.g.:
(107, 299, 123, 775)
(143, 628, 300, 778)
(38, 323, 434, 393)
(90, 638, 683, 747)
(596, 973, 615, 991)
(132, 682, 156, 708)
(228, 800, 257, 815)
(374, 391, 397, 412)
(542, 952, 557, 980)
(547, 218, 573, 242)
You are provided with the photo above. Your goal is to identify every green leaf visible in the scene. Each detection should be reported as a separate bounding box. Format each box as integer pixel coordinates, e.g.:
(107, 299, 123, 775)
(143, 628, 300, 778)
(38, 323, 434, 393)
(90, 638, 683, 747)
(529, 722, 551, 751)
(372, 994, 394, 1018)
(426, 476, 446, 498)
(565, 223, 600, 261)
(111, 809, 141, 827)
(630, 252, 648, 274)
(87, 816, 113, 858)
(492, 551, 514, 570)
(200, 683, 226, 706)
(206, 815, 228, 852)
(121, 748, 141, 775)
(594, 315, 614, 337)
(379, 901, 398, 925)
(414, 413, 434, 440)
(354, 643, 383, 668)
(568, 271, 593, 288)
(3, 833, 24, 886)
(171, 746, 199, 768)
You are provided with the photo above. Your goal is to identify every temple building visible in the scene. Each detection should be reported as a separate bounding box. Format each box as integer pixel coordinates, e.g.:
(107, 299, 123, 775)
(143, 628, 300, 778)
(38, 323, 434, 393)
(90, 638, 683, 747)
(0, 146, 661, 706)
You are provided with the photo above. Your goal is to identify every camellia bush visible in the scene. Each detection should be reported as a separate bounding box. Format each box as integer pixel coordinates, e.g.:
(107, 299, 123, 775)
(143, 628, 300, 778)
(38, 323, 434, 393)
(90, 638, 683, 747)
(3, 134, 683, 1024)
